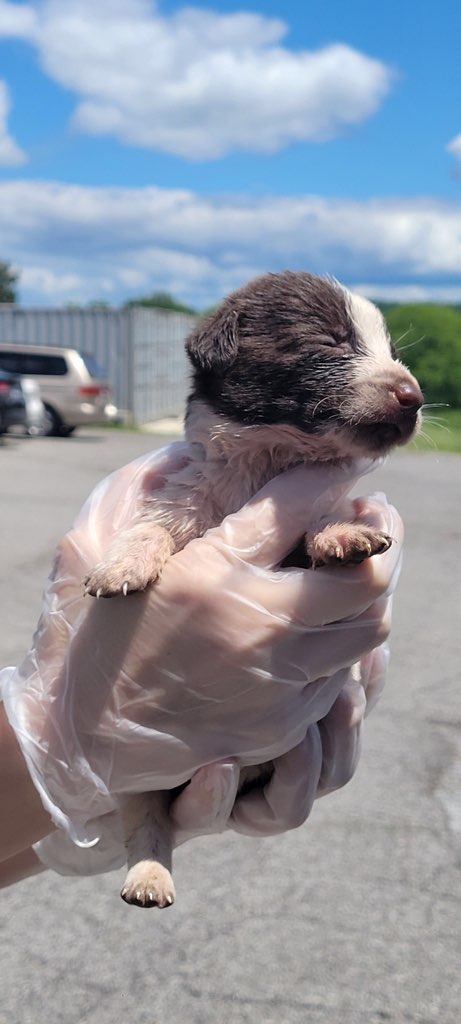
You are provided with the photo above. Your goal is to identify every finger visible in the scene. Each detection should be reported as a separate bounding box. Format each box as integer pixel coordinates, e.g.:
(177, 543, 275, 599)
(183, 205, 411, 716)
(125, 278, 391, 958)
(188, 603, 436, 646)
(230, 724, 322, 837)
(358, 644, 390, 714)
(239, 511, 401, 631)
(208, 462, 367, 570)
(205, 497, 403, 633)
(317, 678, 366, 796)
(352, 493, 395, 534)
(262, 596, 392, 696)
(170, 761, 240, 833)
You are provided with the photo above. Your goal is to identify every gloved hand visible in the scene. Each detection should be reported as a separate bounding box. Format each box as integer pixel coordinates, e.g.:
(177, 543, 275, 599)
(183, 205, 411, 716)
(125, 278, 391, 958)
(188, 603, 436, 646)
(1, 443, 402, 874)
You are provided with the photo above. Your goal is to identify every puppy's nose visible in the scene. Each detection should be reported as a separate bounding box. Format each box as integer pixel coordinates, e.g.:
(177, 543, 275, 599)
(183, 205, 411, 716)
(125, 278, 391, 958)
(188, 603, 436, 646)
(393, 381, 423, 412)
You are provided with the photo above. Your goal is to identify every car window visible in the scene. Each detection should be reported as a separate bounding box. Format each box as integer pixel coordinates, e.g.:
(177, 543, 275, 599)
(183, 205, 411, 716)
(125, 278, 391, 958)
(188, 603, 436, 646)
(0, 351, 68, 376)
(79, 352, 107, 379)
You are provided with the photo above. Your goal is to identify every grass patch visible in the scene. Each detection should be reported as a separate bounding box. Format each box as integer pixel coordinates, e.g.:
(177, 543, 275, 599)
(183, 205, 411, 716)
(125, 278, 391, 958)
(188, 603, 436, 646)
(413, 408, 461, 453)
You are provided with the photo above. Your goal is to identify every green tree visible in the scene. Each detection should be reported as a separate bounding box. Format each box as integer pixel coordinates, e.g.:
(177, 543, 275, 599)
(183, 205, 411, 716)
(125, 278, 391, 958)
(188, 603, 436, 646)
(123, 291, 196, 314)
(0, 261, 19, 303)
(385, 304, 461, 408)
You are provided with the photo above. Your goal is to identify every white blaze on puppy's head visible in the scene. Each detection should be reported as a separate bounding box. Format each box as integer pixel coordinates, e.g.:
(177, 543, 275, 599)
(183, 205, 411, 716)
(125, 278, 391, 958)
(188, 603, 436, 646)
(347, 291, 393, 369)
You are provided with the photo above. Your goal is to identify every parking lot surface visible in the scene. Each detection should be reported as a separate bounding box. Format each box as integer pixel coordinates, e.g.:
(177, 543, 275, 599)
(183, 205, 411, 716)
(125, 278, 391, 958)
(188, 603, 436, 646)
(1, 429, 460, 1024)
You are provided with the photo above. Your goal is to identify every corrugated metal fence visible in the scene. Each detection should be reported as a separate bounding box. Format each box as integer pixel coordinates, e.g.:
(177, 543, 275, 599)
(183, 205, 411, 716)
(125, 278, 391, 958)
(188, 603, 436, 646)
(131, 308, 195, 423)
(0, 306, 196, 423)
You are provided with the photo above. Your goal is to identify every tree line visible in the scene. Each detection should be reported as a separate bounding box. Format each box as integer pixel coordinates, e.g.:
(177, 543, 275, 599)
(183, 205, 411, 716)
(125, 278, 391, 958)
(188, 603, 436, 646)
(383, 303, 461, 410)
(1, 260, 460, 407)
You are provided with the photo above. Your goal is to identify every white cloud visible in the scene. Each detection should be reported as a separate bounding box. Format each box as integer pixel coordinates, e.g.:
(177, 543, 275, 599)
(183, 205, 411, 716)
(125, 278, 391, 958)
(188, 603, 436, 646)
(1, 179, 461, 307)
(0, 0, 38, 38)
(354, 283, 461, 304)
(20, 266, 113, 298)
(0, 81, 27, 166)
(447, 134, 461, 166)
(0, 0, 393, 159)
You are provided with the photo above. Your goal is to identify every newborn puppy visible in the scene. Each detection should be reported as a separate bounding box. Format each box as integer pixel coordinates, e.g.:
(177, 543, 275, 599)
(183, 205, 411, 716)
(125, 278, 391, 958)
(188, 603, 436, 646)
(84, 271, 423, 909)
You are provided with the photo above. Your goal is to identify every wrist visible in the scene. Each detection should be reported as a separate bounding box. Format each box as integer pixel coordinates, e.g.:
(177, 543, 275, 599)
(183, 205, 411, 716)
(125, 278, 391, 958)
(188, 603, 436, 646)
(0, 703, 54, 861)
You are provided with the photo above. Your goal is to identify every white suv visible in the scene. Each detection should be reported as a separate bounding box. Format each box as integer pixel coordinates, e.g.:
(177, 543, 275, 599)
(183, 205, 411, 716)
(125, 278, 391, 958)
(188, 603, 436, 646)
(0, 345, 118, 436)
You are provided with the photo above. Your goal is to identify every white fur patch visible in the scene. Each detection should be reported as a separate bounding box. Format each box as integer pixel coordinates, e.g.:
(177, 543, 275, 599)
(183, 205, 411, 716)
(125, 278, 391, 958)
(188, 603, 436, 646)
(348, 291, 395, 372)
(346, 288, 422, 411)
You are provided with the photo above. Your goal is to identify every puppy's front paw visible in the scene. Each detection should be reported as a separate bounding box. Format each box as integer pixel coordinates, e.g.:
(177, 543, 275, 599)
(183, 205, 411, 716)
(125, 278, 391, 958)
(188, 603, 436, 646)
(84, 557, 157, 598)
(121, 862, 176, 909)
(307, 523, 392, 568)
(84, 524, 175, 597)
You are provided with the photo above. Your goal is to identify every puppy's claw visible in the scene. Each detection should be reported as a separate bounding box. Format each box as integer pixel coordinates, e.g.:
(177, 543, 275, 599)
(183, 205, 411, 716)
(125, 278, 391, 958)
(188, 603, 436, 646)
(122, 582, 129, 597)
(374, 533, 393, 554)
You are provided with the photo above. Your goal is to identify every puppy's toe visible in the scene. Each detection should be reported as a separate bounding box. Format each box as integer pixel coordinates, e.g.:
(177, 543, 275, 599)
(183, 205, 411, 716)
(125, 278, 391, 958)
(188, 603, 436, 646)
(121, 862, 176, 909)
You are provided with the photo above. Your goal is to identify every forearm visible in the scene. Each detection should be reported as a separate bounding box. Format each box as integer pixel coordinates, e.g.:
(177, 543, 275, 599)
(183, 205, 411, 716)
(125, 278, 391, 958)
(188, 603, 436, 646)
(0, 703, 54, 862)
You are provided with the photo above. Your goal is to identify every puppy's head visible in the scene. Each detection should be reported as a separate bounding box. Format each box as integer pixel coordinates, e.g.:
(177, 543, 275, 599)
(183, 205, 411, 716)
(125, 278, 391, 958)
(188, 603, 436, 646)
(186, 271, 423, 461)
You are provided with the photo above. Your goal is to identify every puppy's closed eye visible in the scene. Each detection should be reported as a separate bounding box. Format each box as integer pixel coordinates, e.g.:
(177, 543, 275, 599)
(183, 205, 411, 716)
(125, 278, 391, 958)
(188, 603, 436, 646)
(309, 334, 353, 353)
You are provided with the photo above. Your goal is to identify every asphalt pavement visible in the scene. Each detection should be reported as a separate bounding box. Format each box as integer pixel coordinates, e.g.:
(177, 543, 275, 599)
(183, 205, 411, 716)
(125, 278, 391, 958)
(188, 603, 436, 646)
(0, 428, 460, 1024)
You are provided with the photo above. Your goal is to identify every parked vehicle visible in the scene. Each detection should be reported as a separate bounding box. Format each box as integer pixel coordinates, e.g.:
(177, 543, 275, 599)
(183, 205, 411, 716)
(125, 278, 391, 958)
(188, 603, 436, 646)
(0, 345, 119, 436)
(0, 369, 27, 434)
(0, 371, 47, 437)
(20, 377, 46, 436)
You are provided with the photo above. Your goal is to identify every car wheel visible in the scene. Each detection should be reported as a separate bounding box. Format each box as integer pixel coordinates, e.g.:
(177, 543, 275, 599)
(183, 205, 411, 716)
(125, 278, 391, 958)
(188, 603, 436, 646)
(59, 425, 76, 437)
(42, 404, 63, 437)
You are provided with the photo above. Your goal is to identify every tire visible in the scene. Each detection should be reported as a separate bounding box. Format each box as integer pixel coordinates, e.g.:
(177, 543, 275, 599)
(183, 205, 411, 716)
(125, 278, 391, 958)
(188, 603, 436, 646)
(59, 425, 76, 437)
(42, 404, 63, 437)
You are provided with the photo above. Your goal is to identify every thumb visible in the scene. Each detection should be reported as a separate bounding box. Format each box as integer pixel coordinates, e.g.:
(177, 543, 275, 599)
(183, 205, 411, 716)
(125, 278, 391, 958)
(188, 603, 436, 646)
(209, 461, 370, 570)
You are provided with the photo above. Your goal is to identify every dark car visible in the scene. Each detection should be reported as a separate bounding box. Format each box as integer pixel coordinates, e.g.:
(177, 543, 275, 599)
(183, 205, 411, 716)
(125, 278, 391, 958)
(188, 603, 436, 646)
(0, 369, 27, 434)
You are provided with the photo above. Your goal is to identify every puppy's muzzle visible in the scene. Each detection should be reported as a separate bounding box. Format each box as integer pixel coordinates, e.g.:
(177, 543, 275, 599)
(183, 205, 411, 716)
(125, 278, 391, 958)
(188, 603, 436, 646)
(352, 376, 424, 451)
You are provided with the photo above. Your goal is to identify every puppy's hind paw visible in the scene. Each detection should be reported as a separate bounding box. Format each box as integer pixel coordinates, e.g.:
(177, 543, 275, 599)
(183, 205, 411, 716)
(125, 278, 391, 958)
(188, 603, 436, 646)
(121, 862, 176, 909)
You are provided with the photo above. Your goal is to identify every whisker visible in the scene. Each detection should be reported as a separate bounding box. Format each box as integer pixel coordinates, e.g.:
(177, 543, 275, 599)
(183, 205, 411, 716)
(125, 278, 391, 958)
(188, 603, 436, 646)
(311, 396, 331, 418)
(396, 333, 426, 353)
(393, 327, 413, 347)
(415, 429, 438, 450)
(422, 418, 452, 435)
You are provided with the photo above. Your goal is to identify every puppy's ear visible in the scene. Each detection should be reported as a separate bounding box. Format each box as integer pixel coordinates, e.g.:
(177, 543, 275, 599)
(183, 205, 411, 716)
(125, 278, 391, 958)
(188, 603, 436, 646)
(186, 308, 239, 372)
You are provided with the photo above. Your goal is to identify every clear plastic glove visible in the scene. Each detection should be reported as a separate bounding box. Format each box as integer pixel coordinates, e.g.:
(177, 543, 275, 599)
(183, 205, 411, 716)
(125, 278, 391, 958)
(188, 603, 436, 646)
(1, 444, 402, 874)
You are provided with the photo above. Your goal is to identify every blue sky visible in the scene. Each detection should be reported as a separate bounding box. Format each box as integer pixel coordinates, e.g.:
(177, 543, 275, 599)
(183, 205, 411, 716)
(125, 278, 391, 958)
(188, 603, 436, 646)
(0, 0, 460, 307)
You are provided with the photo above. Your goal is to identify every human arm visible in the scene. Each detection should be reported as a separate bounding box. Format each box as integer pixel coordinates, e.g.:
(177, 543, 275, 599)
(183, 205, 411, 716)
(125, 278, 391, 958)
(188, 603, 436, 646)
(0, 699, 53, 861)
